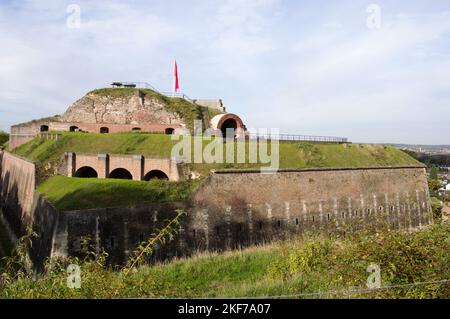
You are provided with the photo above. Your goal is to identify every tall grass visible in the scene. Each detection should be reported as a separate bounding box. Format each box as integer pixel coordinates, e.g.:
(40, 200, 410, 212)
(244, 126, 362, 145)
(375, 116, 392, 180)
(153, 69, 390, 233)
(1, 223, 448, 298)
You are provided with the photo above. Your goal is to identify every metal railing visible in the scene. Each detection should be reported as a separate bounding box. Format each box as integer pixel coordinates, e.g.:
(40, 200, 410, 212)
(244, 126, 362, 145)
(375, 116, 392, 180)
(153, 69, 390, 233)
(159, 92, 194, 102)
(248, 133, 348, 143)
(109, 82, 194, 102)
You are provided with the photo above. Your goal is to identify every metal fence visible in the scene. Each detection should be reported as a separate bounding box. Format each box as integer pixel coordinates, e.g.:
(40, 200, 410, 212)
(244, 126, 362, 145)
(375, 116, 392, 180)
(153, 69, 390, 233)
(159, 92, 194, 102)
(109, 82, 194, 102)
(248, 133, 348, 143)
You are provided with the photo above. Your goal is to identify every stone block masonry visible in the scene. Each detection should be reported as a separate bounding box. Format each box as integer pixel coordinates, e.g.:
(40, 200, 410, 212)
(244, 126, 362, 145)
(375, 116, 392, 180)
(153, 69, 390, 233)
(53, 166, 432, 265)
(0, 150, 432, 267)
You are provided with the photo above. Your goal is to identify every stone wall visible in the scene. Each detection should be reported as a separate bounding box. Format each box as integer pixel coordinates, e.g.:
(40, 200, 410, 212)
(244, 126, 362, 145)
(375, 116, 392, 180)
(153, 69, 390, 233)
(61, 91, 184, 125)
(48, 166, 432, 265)
(0, 151, 433, 268)
(49, 122, 181, 134)
(0, 151, 37, 235)
(9, 121, 181, 150)
(0, 151, 60, 270)
(10, 120, 48, 149)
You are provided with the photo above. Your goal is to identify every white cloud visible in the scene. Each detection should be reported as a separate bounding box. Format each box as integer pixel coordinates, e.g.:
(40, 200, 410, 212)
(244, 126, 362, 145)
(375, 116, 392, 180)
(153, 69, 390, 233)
(0, 0, 449, 144)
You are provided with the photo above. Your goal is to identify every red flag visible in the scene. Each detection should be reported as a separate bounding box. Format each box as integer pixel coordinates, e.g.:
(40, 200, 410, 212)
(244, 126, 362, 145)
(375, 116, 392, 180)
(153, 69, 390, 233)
(174, 59, 179, 94)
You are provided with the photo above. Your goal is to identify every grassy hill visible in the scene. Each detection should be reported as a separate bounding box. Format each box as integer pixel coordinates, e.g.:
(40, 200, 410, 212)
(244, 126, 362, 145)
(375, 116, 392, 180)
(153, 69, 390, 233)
(12, 132, 422, 211)
(13, 132, 422, 177)
(1, 223, 448, 298)
(38, 176, 197, 211)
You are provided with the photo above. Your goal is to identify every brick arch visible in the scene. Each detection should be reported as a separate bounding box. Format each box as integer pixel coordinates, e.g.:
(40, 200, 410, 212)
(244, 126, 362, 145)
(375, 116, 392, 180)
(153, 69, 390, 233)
(143, 170, 169, 180)
(74, 166, 98, 178)
(100, 127, 109, 133)
(108, 168, 132, 179)
(210, 113, 245, 138)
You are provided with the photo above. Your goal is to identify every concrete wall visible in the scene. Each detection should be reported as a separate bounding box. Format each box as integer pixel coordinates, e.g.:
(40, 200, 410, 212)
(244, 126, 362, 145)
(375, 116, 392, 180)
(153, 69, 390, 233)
(9, 121, 48, 150)
(193, 99, 226, 112)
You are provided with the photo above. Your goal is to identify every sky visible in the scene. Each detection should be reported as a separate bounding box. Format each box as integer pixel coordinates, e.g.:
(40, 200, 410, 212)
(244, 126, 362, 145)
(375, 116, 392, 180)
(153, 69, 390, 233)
(0, 0, 449, 144)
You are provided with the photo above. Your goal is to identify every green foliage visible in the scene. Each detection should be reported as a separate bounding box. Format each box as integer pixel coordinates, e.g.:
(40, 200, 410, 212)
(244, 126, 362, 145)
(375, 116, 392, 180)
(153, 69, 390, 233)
(0, 224, 448, 298)
(400, 149, 419, 160)
(0, 218, 14, 261)
(430, 197, 443, 220)
(37, 176, 198, 211)
(430, 165, 439, 180)
(13, 134, 422, 182)
(0, 131, 9, 147)
(1, 228, 37, 285)
(123, 209, 186, 274)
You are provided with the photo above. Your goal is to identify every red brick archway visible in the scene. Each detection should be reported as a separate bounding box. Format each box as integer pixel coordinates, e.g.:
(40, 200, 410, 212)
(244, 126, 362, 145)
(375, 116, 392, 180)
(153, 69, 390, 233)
(74, 166, 98, 178)
(210, 114, 245, 138)
(108, 168, 132, 179)
(143, 170, 169, 180)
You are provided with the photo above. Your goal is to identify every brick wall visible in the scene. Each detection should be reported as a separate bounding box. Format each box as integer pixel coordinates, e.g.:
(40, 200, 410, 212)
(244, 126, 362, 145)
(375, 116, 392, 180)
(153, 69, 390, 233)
(66, 153, 181, 181)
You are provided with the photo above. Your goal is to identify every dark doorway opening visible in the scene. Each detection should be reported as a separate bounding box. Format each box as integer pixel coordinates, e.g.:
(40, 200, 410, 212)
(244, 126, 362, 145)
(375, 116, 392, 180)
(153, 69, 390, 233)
(74, 166, 98, 178)
(132, 127, 141, 131)
(100, 127, 109, 134)
(143, 170, 169, 181)
(40, 125, 49, 132)
(165, 128, 175, 135)
(109, 168, 132, 179)
(70, 126, 79, 132)
(220, 119, 237, 138)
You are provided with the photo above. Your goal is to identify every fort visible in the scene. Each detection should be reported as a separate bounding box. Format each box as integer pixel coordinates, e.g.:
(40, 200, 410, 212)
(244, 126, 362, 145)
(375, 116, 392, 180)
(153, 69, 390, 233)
(0, 84, 431, 269)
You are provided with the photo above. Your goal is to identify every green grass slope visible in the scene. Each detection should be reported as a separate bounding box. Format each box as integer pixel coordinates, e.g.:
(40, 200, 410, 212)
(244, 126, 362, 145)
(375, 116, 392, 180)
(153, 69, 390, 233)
(1, 223, 448, 298)
(13, 132, 423, 179)
(38, 176, 197, 211)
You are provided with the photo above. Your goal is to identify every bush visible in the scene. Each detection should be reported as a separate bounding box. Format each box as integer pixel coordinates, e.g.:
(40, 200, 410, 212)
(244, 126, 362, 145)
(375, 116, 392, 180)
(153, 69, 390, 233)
(0, 131, 8, 146)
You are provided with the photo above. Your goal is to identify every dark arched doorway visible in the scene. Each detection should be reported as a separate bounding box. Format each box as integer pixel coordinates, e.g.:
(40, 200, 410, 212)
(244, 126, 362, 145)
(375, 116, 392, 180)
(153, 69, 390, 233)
(109, 168, 132, 179)
(220, 119, 237, 138)
(69, 126, 79, 132)
(40, 125, 49, 132)
(132, 127, 141, 132)
(143, 170, 169, 181)
(165, 128, 175, 135)
(100, 127, 109, 134)
(74, 166, 98, 178)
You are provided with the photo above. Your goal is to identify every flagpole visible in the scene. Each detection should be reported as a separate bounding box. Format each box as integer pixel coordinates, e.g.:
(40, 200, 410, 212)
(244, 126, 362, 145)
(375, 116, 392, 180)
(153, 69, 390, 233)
(173, 58, 176, 98)
(173, 58, 175, 97)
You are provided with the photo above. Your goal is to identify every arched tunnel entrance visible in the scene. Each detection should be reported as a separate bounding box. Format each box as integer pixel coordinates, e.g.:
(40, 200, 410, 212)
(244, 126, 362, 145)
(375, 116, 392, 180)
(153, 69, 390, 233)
(220, 119, 238, 138)
(108, 168, 133, 179)
(143, 170, 169, 180)
(74, 166, 98, 178)
(211, 113, 245, 139)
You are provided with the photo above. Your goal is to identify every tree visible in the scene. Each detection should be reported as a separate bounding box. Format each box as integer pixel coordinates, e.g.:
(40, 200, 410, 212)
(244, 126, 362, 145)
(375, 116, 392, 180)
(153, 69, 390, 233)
(0, 131, 9, 146)
(429, 165, 439, 180)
